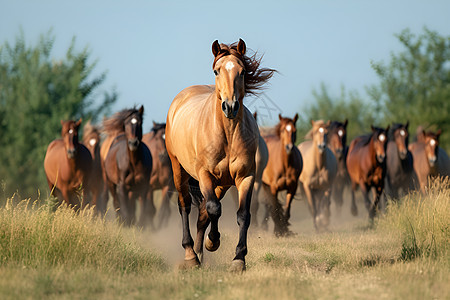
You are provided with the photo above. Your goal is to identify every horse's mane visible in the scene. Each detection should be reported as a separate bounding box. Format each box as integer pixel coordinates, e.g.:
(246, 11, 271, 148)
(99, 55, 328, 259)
(102, 107, 140, 136)
(213, 42, 276, 96)
(356, 127, 385, 146)
(305, 120, 326, 140)
(388, 123, 404, 141)
(328, 121, 344, 134)
(150, 122, 166, 134)
(82, 120, 100, 141)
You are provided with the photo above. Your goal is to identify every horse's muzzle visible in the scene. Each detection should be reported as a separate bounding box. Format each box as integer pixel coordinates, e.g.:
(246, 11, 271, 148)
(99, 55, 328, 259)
(428, 156, 437, 167)
(221, 100, 239, 119)
(335, 147, 343, 158)
(377, 154, 386, 163)
(318, 143, 326, 153)
(285, 144, 293, 154)
(67, 148, 76, 159)
(399, 149, 407, 160)
(128, 138, 140, 151)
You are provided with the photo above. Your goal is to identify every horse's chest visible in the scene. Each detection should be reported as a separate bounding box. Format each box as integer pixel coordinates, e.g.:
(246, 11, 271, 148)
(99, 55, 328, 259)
(367, 167, 384, 186)
(310, 167, 330, 189)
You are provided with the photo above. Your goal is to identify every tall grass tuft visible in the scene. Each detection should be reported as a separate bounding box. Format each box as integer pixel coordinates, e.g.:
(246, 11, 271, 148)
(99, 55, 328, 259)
(378, 177, 450, 262)
(0, 198, 166, 273)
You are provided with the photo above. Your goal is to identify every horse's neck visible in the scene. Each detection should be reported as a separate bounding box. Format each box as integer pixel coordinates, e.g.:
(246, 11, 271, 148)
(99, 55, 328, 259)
(312, 140, 325, 168)
(368, 136, 377, 165)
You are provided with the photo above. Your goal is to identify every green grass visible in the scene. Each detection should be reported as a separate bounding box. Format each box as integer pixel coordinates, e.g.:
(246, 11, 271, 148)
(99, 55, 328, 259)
(0, 179, 448, 299)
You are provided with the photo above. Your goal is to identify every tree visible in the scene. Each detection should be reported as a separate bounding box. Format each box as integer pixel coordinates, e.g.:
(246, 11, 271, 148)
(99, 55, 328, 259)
(370, 28, 450, 149)
(0, 30, 117, 198)
(296, 83, 378, 144)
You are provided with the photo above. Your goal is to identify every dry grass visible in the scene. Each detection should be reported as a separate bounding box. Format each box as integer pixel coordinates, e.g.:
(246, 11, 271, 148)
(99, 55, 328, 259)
(0, 179, 448, 299)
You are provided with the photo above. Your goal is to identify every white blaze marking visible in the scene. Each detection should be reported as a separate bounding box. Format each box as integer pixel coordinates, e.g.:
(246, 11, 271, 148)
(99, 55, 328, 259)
(286, 124, 292, 132)
(400, 130, 406, 136)
(379, 134, 386, 142)
(131, 118, 137, 124)
(338, 129, 344, 137)
(430, 139, 436, 146)
(69, 129, 73, 134)
(89, 138, 96, 146)
(162, 133, 165, 140)
(225, 61, 235, 71)
(318, 127, 324, 133)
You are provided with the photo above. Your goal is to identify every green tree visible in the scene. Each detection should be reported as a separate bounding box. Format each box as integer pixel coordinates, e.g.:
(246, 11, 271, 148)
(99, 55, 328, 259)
(296, 82, 379, 144)
(370, 28, 450, 149)
(0, 30, 117, 198)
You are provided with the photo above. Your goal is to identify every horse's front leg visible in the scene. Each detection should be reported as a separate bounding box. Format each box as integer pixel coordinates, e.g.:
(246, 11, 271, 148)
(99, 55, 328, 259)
(232, 174, 255, 272)
(157, 183, 172, 229)
(303, 181, 318, 230)
(369, 186, 383, 221)
(116, 182, 129, 225)
(198, 171, 221, 253)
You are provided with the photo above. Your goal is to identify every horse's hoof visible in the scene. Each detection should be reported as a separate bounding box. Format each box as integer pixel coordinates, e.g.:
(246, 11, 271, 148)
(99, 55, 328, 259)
(178, 257, 201, 270)
(205, 235, 220, 252)
(229, 259, 246, 273)
(351, 205, 358, 216)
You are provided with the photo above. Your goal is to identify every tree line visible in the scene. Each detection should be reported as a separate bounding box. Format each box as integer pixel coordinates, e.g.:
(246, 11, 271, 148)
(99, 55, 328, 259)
(0, 28, 449, 199)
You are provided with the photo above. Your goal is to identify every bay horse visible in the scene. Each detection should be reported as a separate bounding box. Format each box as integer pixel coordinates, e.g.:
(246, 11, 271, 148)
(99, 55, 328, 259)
(165, 39, 275, 272)
(409, 128, 450, 194)
(44, 119, 92, 208)
(384, 122, 414, 201)
(261, 114, 303, 236)
(298, 120, 337, 231)
(346, 125, 389, 221)
(103, 106, 153, 225)
(327, 120, 349, 215)
(142, 122, 174, 229)
(81, 120, 104, 213)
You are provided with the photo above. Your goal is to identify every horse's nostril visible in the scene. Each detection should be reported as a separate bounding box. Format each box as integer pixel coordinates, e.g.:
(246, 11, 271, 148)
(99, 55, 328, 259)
(232, 101, 240, 113)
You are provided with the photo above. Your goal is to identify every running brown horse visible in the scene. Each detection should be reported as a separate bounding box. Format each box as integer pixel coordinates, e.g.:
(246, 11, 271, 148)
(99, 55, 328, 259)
(327, 120, 349, 215)
(44, 119, 92, 208)
(409, 128, 450, 194)
(142, 122, 174, 229)
(165, 39, 275, 272)
(82, 120, 105, 213)
(384, 122, 414, 201)
(346, 125, 389, 221)
(103, 106, 153, 225)
(261, 114, 303, 236)
(298, 120, 337, 231)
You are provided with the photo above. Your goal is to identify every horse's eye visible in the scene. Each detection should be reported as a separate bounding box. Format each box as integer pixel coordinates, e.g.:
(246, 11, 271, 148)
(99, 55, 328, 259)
(214, 70, 219, 76)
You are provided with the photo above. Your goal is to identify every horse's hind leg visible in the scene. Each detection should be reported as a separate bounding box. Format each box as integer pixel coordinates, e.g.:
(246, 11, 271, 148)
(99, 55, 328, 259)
(157, 184, 172, 229)
(194, 198, 210, 263)
(350, 182, 358, 216)
(170, 157, 199, 267)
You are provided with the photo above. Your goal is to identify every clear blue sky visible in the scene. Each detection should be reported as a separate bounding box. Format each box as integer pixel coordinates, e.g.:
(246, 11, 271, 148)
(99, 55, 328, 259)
(1, 0, 449, 128)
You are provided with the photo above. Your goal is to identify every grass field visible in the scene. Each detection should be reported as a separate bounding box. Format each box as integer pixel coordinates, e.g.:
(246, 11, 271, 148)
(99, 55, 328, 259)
(0, 179, 448, 299)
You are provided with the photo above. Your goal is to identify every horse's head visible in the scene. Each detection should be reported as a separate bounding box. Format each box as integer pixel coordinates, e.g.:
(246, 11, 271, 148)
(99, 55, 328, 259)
(311, 120, 331, 154)
(423, 129, 441, 167)
(277, 113, 298, 155)
(124, 105, 144, 151)
(391, 122, 409, 160)
(212, 39, 246, 119)
(151, 121, 166, 146)
(61, 119, 82, 159)
(371, 125, 389, 163)
(82, 120, 101, 157)
(328, 120, 348, 159)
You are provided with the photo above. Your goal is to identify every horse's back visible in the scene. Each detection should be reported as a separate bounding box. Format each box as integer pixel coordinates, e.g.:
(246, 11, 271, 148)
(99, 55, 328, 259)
(255, 135, 269, 180)
(44, 139, 65, 181)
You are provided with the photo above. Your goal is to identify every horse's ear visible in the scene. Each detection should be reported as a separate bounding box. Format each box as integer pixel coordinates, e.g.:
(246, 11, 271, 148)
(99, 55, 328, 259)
(310, 119, 315, 126)
(436, 129, 442, 138)
(344, 119, 348, 128)
(153, 121, 157, 127)
(385, 125, 390, 133)
(60, 120, 64, 126)
(138, 105, 144, 116)
(76, 118, 82, 128)
(279, 114, 283, 121)
(237, 39, 246, 56)
(326, 120, 331, 127)
(253, 111, 257, 121)
(212, 40, 221, 57)
(371, 125, 375, 132)
(406, 120, 409, 130)
(293, 113, 299, 124)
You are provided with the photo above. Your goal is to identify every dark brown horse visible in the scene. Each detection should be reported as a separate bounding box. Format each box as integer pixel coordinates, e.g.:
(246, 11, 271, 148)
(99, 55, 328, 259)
(261, 114, 303, 236)
(384, 122, 414, 201)
(142, 122, 174, 229)
(44, 119, 92, 208)
(165, 39, 275, 272)
(298, 120, 337, 231)
(346, 125, 389, 221)
(327, 120, 349, 215)
(103, 106, 153, 225)
(81, 120, 105, 213)
(409, 128, 450, 193)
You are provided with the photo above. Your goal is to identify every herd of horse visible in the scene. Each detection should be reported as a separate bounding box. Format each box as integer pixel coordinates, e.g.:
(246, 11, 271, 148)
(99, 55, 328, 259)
(43, 39, 450, 272)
